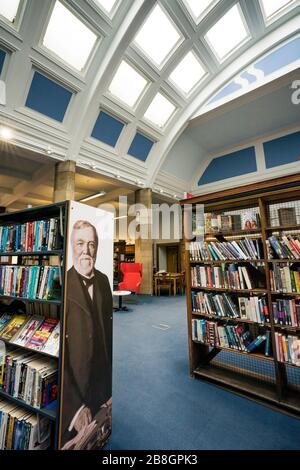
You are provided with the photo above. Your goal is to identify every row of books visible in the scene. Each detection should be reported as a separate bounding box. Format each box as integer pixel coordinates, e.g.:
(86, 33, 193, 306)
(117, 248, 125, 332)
(189, 238, 264, 261)
(191, 264, 264, 290)
(267, 235, 300, 260)
(0, 265, 61, 300)
(0, 313, 60, 357)
(272, 298, 300, 327)
(192, 291, 270, 324)
(0, 398, 51, 450)
(192, 319, 272, 355)
(0, 348, 58, 409)
(204, 211, 260, 233)
(270, 265, 300, 293)
(275, 333, 300, 366)
(0, 219, 62, 253)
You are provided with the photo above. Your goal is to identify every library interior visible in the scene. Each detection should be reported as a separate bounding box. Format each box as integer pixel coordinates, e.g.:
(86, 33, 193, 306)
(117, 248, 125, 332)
(0, 0, 300, 453)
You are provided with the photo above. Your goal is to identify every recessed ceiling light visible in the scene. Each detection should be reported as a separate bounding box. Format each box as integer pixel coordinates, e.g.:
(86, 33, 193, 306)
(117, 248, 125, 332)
(205, 4, 249, 61)
(0, 127, 13, 140)
(260, 0, 296, 20)
(144, 93, 176, 128)
(43, 1, 97, 71)
(133, 4, 182, 69)
(182, 0, 218, 24)
(108, 60, 148, 108)
(169, 51, 206, 95)
(0, 0, 21, 23)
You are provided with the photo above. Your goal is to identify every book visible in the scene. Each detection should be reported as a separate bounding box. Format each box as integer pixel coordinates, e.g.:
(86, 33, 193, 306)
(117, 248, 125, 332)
(25, 318, 59, 351)
(241, 210, 258, 230)
(217, 215, 232, 231)
(231, 214, 241, 230)
(278, 207, 297, 226)
(12, 316, 44, 347)
(42, 322, 60, 356)
(205, 213, 218, 233)
(247, 335, 266, 353)
(0, 314, 28, 342)
(0, 313, 12, 334)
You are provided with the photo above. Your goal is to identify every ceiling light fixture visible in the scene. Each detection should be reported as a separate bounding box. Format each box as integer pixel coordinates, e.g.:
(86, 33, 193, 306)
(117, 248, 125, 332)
(80, 191, 106, 202)
(0, 127, 13, 140)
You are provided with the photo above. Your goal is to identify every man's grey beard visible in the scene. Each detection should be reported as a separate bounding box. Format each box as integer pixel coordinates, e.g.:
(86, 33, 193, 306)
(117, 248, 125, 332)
(73, 257, 95, 278)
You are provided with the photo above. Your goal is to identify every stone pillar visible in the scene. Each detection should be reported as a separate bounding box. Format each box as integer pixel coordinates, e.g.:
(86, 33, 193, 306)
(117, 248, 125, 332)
(53, 160, 76, 202)
(135, 188, 153, 295)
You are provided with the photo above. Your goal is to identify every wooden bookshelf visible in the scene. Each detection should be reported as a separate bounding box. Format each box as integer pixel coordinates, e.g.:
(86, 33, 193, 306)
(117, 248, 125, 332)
(181, 173, 300, 417)
(0, 201, 113, 450)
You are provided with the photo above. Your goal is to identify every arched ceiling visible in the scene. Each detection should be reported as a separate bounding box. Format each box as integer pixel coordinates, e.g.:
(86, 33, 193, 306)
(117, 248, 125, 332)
(0, 0, 299, 200)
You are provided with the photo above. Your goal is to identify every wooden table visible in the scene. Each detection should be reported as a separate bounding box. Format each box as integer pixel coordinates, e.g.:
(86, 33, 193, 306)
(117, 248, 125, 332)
(154, 273, 184, 296)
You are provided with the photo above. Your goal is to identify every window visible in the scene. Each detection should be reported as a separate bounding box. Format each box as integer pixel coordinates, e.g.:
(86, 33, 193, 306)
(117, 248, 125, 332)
(128, 132, 155, 162)
(169, 51, 206, 95)
(91, 111, 125, 147)
(260, 0, 296, 20)
(205, 4, 249, 61)
(0, 50, 6, 75)
(108, 60, 148, 108)
(25, 72, 72, 122)
(182, 0, 218, 24)
(0, 0, 21, 23)
(144, 93, 176, 128)
(42, 1, 97, 71)
(94, 0, 119, 16)
(133, 4, 182, 69)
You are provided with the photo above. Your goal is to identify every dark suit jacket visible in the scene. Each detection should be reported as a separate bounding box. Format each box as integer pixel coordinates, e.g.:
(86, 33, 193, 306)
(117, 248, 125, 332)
(61, 266, 112, 446)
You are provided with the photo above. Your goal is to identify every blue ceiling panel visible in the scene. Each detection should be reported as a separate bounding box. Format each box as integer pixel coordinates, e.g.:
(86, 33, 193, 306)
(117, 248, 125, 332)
(25, 72, 72, 122)
(91, 111, 125, 147)
(128, 132, 155, 162)
(0, 49, 6, 75)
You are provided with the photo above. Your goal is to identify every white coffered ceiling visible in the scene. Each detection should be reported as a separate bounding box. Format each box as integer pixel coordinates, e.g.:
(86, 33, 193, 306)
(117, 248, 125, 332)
(0, 0, 299, 201)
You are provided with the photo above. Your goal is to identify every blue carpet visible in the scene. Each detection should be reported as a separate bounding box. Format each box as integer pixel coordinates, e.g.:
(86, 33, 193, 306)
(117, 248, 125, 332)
(105, 295, 300, 450)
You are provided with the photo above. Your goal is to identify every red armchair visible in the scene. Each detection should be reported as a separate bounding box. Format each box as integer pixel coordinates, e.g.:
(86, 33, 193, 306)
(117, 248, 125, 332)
(118, 262, 142, 294)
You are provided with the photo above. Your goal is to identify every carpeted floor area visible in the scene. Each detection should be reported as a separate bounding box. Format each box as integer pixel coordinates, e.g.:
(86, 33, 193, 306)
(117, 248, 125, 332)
(105, 295, 300, 450)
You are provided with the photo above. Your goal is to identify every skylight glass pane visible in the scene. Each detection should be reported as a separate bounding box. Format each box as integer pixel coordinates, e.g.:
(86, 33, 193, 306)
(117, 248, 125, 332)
(134, 4, 181, 68)
(94, 0, 118, 15)
(169, 51, 206, 94)
(260, 0, 294, 18)
(0, 0, 21, 22)
(108, 61, 148, 108)
(43, 1, 97, 71)
(183, 0, 216, 23)
(205, 4, 249, 61)
(144, 93, 176, 128)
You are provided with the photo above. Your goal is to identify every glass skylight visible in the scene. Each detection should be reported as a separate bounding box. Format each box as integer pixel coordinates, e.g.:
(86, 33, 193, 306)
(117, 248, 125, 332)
(94, 0, 119, 16)
(43, 1, 97, 71)
(182, 0, 217, 23)
(0, 0, 21, 23)
(144, 93, 176, 128)
(133, 4, 182, 69)
(205, 4, 249, 61)
(260, 0, 295, 19)
(108, 61, 148, 108)
(169, 51, 206, 95)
